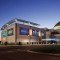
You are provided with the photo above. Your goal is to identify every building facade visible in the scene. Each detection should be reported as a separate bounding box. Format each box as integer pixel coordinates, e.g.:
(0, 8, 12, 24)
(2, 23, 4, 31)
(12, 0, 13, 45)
(1, 18, 60, 45)
(1, 18, 43, 44)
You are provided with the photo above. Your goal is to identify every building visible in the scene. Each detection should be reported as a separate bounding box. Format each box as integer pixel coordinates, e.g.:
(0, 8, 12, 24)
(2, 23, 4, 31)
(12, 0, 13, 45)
(1, 18, 43, 45)
(1, 18, 60, 45)
(54, 22, 60, 30)
(53, 22, 60, 44)
(53, 22, 60, 39)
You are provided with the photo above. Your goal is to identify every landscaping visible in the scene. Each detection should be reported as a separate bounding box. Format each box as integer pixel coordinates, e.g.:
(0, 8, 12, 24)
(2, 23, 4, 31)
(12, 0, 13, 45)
(31, 45, 60, 54)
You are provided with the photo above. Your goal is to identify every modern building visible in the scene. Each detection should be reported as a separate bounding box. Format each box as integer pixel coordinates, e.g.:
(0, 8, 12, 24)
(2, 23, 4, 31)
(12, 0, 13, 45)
(52, 22, 60, 44)
(45, 22, 60, 44)
(54, 22, 60, 30)
(1, 18, 60, 45)
(53, 22, 60, 38)
(1, 18, 43, 45)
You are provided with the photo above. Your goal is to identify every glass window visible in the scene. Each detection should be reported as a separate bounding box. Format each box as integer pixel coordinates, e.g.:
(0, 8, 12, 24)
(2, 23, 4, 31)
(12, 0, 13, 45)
(7, 28, 14, 36)
(32, 30, 38, 36)
(42, 32, 46, 39)
(1, 31, 7, 37)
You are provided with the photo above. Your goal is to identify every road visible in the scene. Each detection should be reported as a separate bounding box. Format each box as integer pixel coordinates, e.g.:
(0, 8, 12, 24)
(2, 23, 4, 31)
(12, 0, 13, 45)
(0, 45, 60, 60)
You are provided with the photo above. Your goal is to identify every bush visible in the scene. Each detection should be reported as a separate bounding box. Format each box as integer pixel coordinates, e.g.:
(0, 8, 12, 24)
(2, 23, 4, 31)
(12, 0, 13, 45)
(31, 45, 60, 54)
(4, 42, 8, 45)
(18, 42, 22, 45)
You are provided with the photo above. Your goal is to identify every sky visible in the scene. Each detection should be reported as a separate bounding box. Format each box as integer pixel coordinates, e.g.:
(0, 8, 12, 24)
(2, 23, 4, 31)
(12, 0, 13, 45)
(0, 0, 60, 29)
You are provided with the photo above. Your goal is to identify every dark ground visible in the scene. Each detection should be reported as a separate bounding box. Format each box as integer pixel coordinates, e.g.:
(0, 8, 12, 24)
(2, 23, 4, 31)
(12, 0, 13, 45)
(0, 45, 60, 60)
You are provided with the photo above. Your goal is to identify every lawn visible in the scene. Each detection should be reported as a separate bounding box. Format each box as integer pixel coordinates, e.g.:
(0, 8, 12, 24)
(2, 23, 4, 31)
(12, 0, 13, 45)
(31, 45, 60, 54)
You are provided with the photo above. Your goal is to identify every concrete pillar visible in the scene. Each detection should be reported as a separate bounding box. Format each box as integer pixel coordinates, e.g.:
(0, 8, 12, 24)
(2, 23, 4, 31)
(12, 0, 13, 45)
(46, 31, 51, 44)
(29, 29, 32, 44)
(38, 31, 42, 44)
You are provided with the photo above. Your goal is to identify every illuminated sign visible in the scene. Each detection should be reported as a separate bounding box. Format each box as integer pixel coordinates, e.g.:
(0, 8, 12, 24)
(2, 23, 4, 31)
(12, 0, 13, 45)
(20, 27, 29, 35)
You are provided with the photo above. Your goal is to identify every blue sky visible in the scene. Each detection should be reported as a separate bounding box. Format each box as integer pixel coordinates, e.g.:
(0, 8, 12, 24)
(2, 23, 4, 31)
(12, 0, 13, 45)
(0, 0, 60, 29)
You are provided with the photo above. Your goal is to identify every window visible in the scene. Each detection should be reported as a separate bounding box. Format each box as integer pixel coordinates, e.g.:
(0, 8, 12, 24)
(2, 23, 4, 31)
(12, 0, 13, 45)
(1, 31, 7, 37)
(32, 30, 38, 36)
(42, 32, 46, 39)
(7, 28, 14, 36)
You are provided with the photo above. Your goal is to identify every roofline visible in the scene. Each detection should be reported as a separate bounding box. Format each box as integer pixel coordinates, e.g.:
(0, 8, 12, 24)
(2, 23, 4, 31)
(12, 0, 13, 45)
(1, 18, 40, 30)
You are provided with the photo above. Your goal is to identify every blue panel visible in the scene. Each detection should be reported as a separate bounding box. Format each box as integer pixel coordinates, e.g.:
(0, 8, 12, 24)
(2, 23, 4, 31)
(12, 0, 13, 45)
(20, 27, 29, 35)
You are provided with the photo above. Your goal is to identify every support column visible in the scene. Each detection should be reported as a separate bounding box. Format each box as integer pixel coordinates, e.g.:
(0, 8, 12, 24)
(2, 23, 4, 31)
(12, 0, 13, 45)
(46, 31, 51, 44)
(38, 31, 42, 44)
(15, 23, 17, 44)
(29, 28, 32, 45)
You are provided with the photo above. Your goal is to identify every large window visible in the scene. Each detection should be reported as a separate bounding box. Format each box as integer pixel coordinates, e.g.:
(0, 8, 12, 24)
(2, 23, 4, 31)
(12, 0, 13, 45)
(7, 28, 14, 36)
(32, 30, 38, 36)
(1, 31, 7, 37)
(20, 27, 29, 35)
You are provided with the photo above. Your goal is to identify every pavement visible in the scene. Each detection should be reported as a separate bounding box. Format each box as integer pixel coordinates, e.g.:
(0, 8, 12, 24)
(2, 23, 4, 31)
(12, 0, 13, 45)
(0, 45, 60, 60)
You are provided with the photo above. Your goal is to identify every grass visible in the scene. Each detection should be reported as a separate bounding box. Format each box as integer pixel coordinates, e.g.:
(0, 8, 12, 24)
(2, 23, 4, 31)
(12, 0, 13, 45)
(31, 45, 60, 54)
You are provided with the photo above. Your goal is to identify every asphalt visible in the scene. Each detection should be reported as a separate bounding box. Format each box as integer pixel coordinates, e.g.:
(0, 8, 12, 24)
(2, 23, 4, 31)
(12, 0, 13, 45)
(0, 45, 60, 60)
